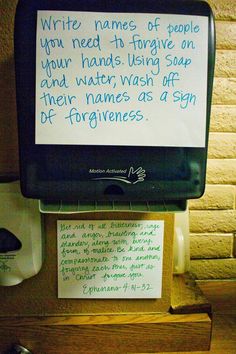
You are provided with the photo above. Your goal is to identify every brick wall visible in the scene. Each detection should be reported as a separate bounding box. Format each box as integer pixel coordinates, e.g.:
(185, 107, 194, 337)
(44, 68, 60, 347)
(189, 0, 236, 279)
(0, 1, 235, 280)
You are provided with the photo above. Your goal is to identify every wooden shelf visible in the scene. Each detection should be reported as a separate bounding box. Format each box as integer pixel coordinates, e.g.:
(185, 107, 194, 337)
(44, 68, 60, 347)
(0, 312, 211, 353)
(0, 274, 212, 353)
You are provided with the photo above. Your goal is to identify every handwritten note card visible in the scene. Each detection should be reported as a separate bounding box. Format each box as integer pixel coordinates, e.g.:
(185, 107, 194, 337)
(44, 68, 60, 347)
(57, 220, 164, 298)
(36, 11, 208, 147)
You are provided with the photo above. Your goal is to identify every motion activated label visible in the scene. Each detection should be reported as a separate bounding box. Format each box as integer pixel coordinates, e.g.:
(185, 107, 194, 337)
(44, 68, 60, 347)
(89, 169, 128, 174)
(36, 11, 208, 147)
(89, 166, 146, 184)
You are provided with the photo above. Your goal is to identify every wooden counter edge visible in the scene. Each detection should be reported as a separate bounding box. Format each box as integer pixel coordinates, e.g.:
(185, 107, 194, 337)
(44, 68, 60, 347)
(0, 312, 211, 326)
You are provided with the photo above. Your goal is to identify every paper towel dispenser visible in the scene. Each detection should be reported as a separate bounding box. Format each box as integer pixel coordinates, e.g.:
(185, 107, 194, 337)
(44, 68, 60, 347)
(14, 0, 215, 211)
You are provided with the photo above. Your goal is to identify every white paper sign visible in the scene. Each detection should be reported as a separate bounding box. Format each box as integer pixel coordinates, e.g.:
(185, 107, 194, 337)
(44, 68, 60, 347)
(36, 11, 208, 147)
(57, 220, 164, 298)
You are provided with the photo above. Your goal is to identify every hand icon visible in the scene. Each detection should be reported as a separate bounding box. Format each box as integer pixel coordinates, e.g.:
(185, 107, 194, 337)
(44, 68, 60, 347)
(128, 166, 146, 184)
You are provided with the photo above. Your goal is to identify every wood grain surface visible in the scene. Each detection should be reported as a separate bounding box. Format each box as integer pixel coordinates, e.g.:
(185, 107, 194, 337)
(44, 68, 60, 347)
(0, 313, 211, 354)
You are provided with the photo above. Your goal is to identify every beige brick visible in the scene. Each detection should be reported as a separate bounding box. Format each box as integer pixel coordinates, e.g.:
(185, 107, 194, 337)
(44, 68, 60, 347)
(212, 78, 236, 105)
(190, 233, 233, 259)
(190, 258, 236, 279)
(0, 1, 17, 61)
(215, 50, 236, 78)
(208, 133, 236, 159)
(190, 210, 236, 233)
(206, 159, 236, 184)
(189, 185, 235, 210)
(207, 0, 236, 20)
(216, 21, 236, 50)
(210, 105, 236, 132)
